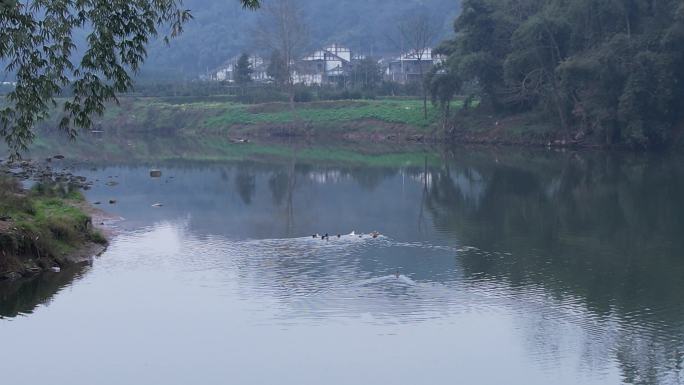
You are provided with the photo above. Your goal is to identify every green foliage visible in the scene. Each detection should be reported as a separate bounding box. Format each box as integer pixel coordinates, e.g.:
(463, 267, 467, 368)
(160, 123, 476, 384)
(236, 86, 289, 104)
(0, 0, 259, 157)
(293, 86, 314, 103)
(428, 72, 460, 110)
(267, 50, 289, 87)
(0, 176, 106, 260)
(0, 176, 31, 217)
(234, 53, 253, 85)
(439, 0, 684, 147)
(350, 57, 383, 90)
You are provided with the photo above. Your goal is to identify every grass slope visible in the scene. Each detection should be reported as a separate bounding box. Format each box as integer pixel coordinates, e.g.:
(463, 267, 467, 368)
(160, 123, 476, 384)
(0, 178, 106, 276)
(75, 98, 457, 135)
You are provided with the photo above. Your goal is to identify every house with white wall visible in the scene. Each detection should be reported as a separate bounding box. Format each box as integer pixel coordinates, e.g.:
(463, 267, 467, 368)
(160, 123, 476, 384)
(208, 55, 269, 83)
(297, 44, 354, 85)
(385, 48, 444, 84)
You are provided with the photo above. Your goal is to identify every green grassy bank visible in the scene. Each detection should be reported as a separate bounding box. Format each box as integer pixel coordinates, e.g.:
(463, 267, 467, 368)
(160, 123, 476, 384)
(0, 177, 107, 279)
(34, 95, 680, 149)
(46, 98, 456, 139)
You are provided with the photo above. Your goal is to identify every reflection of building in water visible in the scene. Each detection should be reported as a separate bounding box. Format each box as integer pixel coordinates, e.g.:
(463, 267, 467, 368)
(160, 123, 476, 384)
(307, 170, 347, 184)
(410, 172, 433, 189)
(450, 168, 485, 208)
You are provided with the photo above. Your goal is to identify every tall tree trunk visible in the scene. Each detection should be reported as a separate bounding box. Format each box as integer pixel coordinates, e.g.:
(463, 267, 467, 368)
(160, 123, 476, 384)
(287, 63, 295, 110)
(420, 59, 428, 120)
(289, 83, 295, 110)
(423, 93, 428, 120)
(541, 22, 569, 130)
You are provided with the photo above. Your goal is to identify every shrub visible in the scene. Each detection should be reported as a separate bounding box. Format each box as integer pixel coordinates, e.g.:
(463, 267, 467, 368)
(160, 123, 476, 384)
(31, 182, 83, 201)
(88, 231, 108, 245)
(45, 217, 81, 244)
(236, 87, 288, 104)
(294, 87, 314, 102)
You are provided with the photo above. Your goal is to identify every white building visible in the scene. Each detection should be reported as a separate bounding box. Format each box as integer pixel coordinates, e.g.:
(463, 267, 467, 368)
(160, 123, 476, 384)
(385, 48, 445, 84)
(208, 55, 269, 83)
(297, 43, 355, 85)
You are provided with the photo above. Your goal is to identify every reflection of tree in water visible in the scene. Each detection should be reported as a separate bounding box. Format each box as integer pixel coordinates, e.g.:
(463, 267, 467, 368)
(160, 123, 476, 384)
(423, 151, 684, 384)
(347, 167, 398, 192)
(268, 171, 289, 206)
(0, 264, 90, 318)
(235, 167, 256, 205)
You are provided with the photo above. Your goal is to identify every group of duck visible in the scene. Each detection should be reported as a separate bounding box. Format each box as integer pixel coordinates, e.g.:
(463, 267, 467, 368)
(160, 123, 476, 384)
(312, 231, 381, 240)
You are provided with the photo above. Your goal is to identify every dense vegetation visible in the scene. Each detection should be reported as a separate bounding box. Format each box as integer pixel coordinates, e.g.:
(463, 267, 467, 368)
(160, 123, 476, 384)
(433, 0, 684, 148)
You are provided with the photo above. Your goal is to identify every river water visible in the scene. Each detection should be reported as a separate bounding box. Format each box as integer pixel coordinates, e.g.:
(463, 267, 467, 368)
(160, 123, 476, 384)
(1, 145, 683, 385)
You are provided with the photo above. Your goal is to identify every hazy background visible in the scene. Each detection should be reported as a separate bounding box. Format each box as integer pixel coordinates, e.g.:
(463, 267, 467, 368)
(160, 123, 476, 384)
(135, 0, 460, 79)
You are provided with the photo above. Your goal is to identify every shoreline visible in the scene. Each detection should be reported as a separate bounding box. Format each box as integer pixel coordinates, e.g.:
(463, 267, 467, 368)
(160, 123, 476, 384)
(0, 158, 118, 281)
(221, 121, 623, 151)
(32, 97, 682, 152)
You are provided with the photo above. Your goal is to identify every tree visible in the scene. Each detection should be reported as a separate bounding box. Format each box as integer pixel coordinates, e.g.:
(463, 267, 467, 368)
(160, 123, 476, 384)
(503, 14, 571, 129)
(350, 57, 383, 90)
(437, 0, 684, 148)
(0, 0, 260, 157)
(254, 0, 308, 107)
(234, 53, 254, 84)
(267, 50, 289, 86)
(399, 10, 439, 120)
(426, 64, 461, 132)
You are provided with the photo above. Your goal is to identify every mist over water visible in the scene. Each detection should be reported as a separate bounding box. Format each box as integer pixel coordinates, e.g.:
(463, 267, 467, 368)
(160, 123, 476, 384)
(1, 146, 683, 385)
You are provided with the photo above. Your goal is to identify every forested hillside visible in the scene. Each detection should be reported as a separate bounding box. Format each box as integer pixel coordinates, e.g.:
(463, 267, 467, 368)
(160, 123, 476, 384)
(139, 0, 459, 78)
(435, 0, 684, 147)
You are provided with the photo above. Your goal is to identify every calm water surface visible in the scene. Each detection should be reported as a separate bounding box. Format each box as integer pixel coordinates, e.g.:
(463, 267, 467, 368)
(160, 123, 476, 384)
(1, 147, 684, 385)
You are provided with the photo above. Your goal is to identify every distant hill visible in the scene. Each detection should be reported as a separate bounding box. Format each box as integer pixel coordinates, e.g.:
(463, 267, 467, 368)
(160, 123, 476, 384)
(138, 0, 460, 79)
